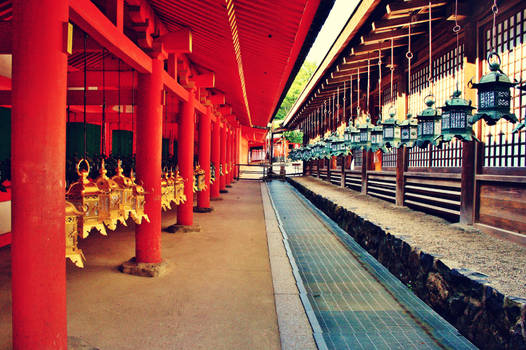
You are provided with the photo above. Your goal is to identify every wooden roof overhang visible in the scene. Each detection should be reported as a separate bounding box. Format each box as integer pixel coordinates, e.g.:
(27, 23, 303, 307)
(283, 0, 452, 130)
(0, 0, 331, 134)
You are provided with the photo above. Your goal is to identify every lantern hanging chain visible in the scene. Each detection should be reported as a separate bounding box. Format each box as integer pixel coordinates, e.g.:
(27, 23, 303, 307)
(367, 58, 371, 117)
(83, 32, 88, 162)
(349, 74, 353, 125)
(357, 67, 361, 123)
(491, 0, 498, 55)
(102, 48, 106, 156)
(406, 15, 413, 117)
(118, 59, 121, 131)
(427, 0, 433, 94)
(378, 45, 382, 121)
(337, 86, 340, 128)
(452, 0, 461, 93)
(390, 39, 394, 106)
(343, 80, 346, 126)
(131, 69, 135, 152)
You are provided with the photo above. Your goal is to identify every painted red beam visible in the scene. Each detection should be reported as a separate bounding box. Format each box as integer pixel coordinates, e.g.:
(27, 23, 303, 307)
(69, 0, 152, 73)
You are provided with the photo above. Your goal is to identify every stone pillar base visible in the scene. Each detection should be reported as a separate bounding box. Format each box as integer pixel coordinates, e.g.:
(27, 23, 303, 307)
(164, 224, 201, 233)
(210, 197, 223, 201)
(193, 206, 213, 213)
(220, 189, 229, 193)
(68, 336, 99, 350)
(119, 257, 167, 277)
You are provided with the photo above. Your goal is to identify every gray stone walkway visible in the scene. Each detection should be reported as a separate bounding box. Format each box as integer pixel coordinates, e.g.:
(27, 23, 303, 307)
(266, 180, 477, 350)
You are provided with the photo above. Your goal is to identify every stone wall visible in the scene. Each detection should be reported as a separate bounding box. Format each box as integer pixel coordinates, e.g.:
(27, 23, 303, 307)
(287, 178, 526, 350)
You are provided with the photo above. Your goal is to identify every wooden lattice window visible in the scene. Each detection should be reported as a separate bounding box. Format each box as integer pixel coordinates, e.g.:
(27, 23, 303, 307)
(480, 7, 526, 168)
(408, 44, 464, 168)
(382, 149, 397, 168)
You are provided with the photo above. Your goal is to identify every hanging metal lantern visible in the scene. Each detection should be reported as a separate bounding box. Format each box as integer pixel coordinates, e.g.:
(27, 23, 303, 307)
(349, 125, 361, 150)
(330, 133, 346, 157)
(111, 160, 134, 221)
(210, 163, 216, 184)
(194, 165, 206, 192)
(470, 53, 517, 126)
(65, 201, 86, 268)
(381, 108, 402, 149)
(370, 125, 386, 152)
(94, 159, 124, 230)
(66, 159, 107, 238)
(357, 117, 373, 151)
(128, 170, 150, 225)
(174, 169, 186, 205)
(161, 171, 174, 211)
(416, 95, 441, 148)
(435, 90, 477, 146)
(398, 114, 418, 148)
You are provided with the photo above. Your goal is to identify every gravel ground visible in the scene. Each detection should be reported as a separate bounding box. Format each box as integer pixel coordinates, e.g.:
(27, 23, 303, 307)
(294, 176, 526, 299)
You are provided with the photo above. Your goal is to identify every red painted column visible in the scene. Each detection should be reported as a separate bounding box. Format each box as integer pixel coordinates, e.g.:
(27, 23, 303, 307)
(220, 125, 227, 191)
(197, 107, 211, 209)
(211, 119, 220, 198)
(226, 128, 231, 185)
(11, 0, 68, 348)
(177, 89, 196, 225)
(135, 57, 163, 263)
(229, 128, 234, 183)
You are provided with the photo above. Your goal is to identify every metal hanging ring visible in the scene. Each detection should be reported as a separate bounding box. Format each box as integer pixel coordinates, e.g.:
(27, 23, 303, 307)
(76, 158, 91, 176)
(406, 52, 413, 60)
(491, 4, 498, 14)
(453, 24, 461, 33)
(487, 51, 501, 65)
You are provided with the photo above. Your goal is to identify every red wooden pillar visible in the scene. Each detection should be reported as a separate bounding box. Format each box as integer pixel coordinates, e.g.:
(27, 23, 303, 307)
(196, 107, 211, 210)
(211, 119, 220, 198)
(135, 57, 163, 263)
(177, 89, 196, 225)
(226, 128, 232, 186)
(220, 125, 227, 192)
(11, 1, 68, 348)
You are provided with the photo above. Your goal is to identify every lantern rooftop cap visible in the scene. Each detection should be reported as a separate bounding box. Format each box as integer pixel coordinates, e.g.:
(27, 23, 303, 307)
(444, 90, 475, 108)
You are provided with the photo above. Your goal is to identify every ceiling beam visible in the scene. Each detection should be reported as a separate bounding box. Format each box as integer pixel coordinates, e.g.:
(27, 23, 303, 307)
(372, 14, 444, 32)
(386, 0, 447, 19)
(350, 39, 407, 56)
(361, 28, 425, 45)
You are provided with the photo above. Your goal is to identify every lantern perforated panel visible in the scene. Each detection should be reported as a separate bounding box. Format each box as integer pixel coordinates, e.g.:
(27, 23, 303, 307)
(408, 44, 464, 168)
(354, 151, 363, 167)
(481, 7, 526, 168)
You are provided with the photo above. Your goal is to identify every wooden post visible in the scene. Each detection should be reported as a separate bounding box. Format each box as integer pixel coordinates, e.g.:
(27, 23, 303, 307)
(317, 159, 321, 178)
(361, 150, 369, 194)
(460, 20, 478, 225)
(341, 156, 345, 188)
(395, 146, 408, 206)
(460, 141, 476, 224)
(326, 158, 331, 182)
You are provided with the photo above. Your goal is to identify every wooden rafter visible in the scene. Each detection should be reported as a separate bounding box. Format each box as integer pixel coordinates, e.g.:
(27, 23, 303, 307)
(372, 13, 444, 33)
(386, 0, 447, 19)
(361, 28, 425, 45)
(350, 39, 406, 56)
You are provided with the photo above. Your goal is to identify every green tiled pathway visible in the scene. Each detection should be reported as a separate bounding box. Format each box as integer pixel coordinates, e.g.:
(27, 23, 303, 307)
(267, 181, 477, 350)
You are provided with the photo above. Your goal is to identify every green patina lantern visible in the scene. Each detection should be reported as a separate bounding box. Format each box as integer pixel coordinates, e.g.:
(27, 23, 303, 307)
(398, 114, 418, 148)
(435, 90, 477, 146)
(470, 53, 517, 126)
(330, 133, 346, 157)
(350, 125, 361, 150)
(416, 95, 441, 148)
(370, 125, 385, 152)
(381, 107, 402, 149)
(322, 135, 333, 159)
(344, 125, 356, 153)
(357, 117, 373, 151)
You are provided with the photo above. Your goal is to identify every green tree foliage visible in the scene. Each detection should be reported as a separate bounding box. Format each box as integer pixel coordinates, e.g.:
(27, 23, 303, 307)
(275, 61, 317, 120)
(283, 130, 303, 144)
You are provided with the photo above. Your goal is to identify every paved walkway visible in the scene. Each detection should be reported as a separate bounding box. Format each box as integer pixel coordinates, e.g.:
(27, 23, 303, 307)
(0, 181, 280, 350)
(266, 181, 477, 350)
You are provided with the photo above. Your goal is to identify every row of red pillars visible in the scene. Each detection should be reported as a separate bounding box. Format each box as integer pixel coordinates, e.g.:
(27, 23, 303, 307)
(10, 1, 240, 348)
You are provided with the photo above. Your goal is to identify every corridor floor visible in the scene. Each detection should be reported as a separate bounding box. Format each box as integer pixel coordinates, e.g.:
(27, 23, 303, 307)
(266, 181, 477, 350)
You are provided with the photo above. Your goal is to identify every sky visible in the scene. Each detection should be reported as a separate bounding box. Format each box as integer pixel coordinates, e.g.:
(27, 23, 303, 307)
(305, 0, 361, 65)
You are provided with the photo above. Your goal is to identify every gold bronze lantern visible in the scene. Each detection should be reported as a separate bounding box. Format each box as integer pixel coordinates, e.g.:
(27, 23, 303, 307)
(194, 165, 207, 192)
(66, 159, 107, 238)
(65, 200, 86, 268)
(128, 170, 150, 225)
(161, 170, 175, 211)
(94, 159, 125, 230)
(174, 169, 186, 205)
(111, 160, 134, 221)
